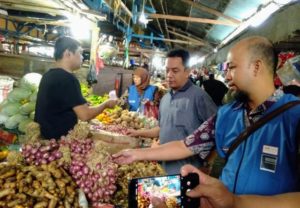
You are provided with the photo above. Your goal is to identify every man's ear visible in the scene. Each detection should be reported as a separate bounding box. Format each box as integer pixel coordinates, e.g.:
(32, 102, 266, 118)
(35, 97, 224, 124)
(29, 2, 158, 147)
(253, 60, 262, 77)
(63, 49, 71, 58)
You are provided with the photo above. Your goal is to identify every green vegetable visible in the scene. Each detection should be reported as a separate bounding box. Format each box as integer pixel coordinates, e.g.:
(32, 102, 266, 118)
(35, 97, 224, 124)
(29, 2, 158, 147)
(4, 114, 28, 129)
(29, 91, 38, 102)
(20, 102, 36, 115)
(19, 73, 42, 92)
(7, 88, 32, 102)
(1, 102, 21, 116)
(0, 113, 9, 124)
(29, 111, 35, 120)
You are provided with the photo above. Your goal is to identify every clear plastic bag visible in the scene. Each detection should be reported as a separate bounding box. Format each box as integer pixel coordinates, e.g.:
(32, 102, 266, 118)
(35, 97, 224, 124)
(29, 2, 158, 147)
(277, 55, 300, 85)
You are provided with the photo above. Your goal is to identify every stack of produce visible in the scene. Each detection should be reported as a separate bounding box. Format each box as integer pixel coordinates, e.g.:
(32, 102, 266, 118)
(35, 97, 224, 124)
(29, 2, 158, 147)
(80, 83, 109, 106)
(91, 122, 130, 136)
(20, 124, 118, 205)
(95, 106, 122, 125)
(0, 161, 80, 208)
(96, 109, 158, 130)
(0, 75, 39, 134)
(21, 139, 63, 166)
(15, 123, 165, 206)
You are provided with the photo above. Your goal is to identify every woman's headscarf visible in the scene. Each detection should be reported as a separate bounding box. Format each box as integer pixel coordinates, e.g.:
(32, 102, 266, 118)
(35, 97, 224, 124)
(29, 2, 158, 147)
(134, 67, 150, 95)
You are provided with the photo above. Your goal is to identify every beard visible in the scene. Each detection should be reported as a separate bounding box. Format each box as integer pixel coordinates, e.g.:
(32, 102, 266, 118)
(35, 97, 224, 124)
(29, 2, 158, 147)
(232, 90, 250, 103)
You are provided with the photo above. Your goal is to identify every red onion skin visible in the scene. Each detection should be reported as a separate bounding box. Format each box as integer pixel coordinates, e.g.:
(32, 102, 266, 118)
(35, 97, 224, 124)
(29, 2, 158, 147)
(26, 158, 32, 163)
(48, 155, 55, 162)
(36, 151, 42, 158)
(83, 166, 89, 175)
(31, 148, 38, 154)
(83, 187, 90, 193)
(54, 151, 63, 159)
(42, 152, 50, 159)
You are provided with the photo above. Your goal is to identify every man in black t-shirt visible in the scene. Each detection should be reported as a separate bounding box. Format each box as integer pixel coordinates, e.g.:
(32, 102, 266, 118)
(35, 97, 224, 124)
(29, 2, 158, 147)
(202, 73, 228, 106)
(35, 37, 117, 139)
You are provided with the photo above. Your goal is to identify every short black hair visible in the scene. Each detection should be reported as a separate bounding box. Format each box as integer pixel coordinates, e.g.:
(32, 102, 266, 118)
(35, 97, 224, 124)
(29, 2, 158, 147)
(166, 49, 190, 69)
(283, 85, 300, 97)
(54, 36, 80, 61)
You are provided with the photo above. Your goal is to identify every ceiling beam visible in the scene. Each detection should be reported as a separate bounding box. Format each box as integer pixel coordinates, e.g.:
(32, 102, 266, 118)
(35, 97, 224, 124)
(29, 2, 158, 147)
(81, 9, 106, 20)
(0, 0, 58, 8)
(162, 38, 204, 45)
(168, 26, 211, 47)
(54, 0, 97, 22)
(149, 0, 163, 35)
(168, 30, 205, 45)
(159, 0, 171, 47)
(0, 14, 70, 26)
(0, 2, 65, 16)
(98, 0, 130, 25)
(148, 13, 238, 26)
(101, 0, 131, 22)
(0, 1, 104, 22)
(119, 0, 132, 18)
(181, 0, 241, 25)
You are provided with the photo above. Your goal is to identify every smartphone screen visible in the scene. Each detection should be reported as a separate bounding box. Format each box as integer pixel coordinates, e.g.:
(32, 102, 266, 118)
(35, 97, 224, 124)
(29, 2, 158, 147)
(129, 175, 180, 208)
(129, 173, 199, 208)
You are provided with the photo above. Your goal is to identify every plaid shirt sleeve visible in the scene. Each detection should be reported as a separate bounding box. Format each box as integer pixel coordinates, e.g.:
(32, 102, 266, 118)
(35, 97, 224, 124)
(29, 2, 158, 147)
(183, 115, 216, 159)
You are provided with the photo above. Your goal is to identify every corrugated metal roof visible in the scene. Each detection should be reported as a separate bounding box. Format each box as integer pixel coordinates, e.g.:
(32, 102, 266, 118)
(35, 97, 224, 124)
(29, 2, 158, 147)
(207, 0, 266, 42)
(0, 0, 297, 53)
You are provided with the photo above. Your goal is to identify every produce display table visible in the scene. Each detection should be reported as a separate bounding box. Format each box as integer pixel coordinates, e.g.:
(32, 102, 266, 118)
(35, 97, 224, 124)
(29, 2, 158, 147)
(91, 129, 152, 154)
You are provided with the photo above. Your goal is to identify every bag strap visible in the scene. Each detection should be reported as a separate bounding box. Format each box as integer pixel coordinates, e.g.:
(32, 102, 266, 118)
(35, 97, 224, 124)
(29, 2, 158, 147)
(225, 100, 300, 161)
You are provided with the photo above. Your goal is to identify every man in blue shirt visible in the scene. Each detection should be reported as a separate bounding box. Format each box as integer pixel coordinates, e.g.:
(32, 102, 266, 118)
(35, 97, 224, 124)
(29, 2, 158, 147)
(127, 49, 217, 174)
(113, 36, 300, 196)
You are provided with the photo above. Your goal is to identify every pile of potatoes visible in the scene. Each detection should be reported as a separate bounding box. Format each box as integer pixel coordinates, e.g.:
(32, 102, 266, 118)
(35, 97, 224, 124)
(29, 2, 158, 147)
(109, 110, 145, 129)
(0, 162, 80, 208)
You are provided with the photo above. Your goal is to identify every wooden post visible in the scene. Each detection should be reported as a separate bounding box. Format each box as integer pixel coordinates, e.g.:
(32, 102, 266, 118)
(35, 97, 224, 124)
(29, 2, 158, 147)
(90, 24, 100, 63)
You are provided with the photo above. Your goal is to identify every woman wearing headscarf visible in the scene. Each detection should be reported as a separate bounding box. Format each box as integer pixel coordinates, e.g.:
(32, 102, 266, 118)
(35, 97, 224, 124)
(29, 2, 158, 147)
(127, 67, 158, 112)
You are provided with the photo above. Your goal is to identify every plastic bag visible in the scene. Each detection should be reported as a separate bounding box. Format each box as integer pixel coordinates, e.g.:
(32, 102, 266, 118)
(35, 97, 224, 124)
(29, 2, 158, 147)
(87, 61, 98, 86)
(277, 55, 300, 85)
(108, 90, 118, 100)
(143, 100, 159, 119)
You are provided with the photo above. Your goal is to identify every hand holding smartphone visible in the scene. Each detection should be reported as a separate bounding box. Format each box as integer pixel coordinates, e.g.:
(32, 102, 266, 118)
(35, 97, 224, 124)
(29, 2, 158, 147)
(128, 173, 200, 208)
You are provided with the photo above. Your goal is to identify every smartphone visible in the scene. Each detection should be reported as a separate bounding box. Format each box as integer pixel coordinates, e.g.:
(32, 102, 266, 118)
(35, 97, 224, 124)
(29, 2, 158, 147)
(128, 173, 200, 208)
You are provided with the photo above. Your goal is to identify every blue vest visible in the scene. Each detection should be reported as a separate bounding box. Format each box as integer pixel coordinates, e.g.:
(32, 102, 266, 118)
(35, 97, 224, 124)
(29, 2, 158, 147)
(215, 94, 300, 195)
(128, 85, 157, 111)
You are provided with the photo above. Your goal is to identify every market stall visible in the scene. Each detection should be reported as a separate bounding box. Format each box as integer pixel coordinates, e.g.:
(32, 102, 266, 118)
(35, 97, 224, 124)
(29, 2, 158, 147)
(0, 75, 164, 207)
(1, 0, 300, 207)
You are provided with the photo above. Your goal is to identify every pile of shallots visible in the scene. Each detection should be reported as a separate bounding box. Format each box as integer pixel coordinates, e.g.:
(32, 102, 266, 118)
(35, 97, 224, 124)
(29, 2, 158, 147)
(21, 137, 118, 204)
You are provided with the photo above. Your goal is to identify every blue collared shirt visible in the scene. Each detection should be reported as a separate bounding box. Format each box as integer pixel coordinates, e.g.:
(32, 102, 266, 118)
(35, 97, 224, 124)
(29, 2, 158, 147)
(184, 89, 284, 159)
(159, 80, 217, 174)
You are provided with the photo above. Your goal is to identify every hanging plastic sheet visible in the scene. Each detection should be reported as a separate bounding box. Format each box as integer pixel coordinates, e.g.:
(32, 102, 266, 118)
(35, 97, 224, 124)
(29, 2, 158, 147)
(87, 61, 98, 86)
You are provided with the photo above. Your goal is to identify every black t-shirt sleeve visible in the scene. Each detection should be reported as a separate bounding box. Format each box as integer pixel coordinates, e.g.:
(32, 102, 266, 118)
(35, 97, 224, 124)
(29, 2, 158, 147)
(61, 74, 87, 109)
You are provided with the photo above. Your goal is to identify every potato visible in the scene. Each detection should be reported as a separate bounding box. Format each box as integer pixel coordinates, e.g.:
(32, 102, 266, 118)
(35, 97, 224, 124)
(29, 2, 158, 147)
(33, 201, 48, 208)
(0, 189, 15, 198)
(129, 121, 135, 127)
(3, 182, 16, 189)
(7, 199, 22, 207)
(115, 118, 122, 124)
(0, 169, 15, 179)
(48, 198, 58, 208)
